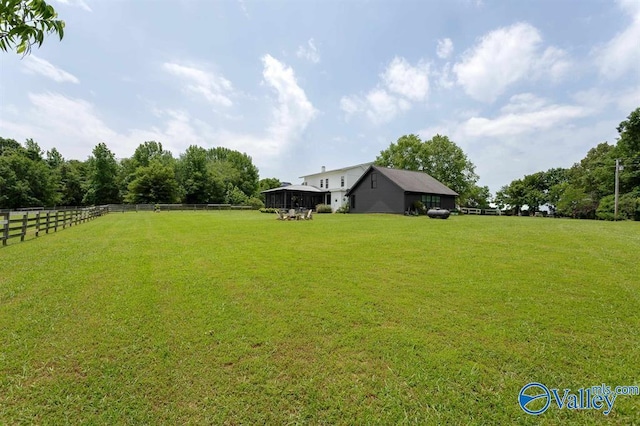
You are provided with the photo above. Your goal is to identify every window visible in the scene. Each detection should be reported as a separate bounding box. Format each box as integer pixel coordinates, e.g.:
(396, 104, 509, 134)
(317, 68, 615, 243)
(421, 195, 441, 208)
(320, 179, 323, 188)
(350, 195, 356, 209)
(371, 172, 377, 189)
(341, 176, 345, 187)
(325, 178, 329, 188)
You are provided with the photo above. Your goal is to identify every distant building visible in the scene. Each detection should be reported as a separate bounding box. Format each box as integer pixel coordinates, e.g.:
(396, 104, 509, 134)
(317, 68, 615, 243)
(299, 163, 372, 211)
(262, 162, 457, 214)
(262, 163, 371, 211)
(345, 165, 458, 214)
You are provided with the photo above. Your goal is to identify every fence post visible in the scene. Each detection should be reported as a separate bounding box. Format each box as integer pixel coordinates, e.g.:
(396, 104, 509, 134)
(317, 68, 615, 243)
(20, 213, 28, 242)
(35, 212, 41, 237)
(45, 211, 50, 234)
(1, 212, 8, 246)
(54, 211, 59, 232)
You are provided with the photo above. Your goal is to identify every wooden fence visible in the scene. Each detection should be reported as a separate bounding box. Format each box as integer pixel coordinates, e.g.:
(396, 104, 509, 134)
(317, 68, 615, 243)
(1, 206, 109, 247)
(105, 204, 253, 212)
(460, 207, 502, 215)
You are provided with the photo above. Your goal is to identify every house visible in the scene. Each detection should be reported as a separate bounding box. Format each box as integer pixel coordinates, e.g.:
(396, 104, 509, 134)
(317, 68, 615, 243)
(299, 163, 372, 211)
(345, 165, 458, 214)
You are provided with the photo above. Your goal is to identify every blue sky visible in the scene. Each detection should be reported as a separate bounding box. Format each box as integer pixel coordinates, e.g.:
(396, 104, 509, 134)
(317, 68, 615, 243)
(1, 0, 639, 192)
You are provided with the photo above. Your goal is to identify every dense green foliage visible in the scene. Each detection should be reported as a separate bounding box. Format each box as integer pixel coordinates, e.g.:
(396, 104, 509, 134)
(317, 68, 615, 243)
(1, 213, 638, 423)
(497, 107, 640, 219)
(0, 0, 64, 55)
(0, 138, 263, 209)
(0, 137, 59, 208)
(376, 134, 486, 206)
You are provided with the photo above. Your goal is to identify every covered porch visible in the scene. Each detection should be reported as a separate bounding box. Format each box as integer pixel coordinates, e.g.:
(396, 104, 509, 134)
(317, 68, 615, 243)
(262, 185, 328, 210)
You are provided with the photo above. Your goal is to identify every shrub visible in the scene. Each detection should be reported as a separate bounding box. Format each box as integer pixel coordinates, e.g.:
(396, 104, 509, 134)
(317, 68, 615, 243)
(246, 197, 265, 210)
(596, 193, 640, 220)
(315, 204, 333, 213)
(336, 203, 350, 214)
(259, 207, 278, 214)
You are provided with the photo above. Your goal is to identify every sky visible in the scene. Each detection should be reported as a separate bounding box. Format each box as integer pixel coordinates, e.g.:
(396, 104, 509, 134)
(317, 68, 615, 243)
(1, 0, 639, 193)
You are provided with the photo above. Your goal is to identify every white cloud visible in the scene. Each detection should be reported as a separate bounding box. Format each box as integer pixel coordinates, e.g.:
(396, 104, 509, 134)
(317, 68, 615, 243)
(594, 0, 640, 78)
(0, 56, 317, 173)
(365, 89, 411, 124)
(436, 38, 454, 59)
(434, 62, 454, 89)
(237, 0, 249, 18)
(52, 0, 91, 12)
(453, 22, 570, 102)
(339, 96, 362, 119)
(461, 97, 591, 138)
(340, 56, 430, 124)
(616, 86, 640, 112)
(162, 62, 234, 107)
(381, 57, 430, 101)
(261, 54, 318, 152)
(296, 39, 320, 64)
(21, 55, 79, 83)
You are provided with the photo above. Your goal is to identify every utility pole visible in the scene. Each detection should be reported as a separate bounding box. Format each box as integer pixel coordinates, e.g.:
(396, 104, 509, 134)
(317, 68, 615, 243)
(614, 159, 621, 220)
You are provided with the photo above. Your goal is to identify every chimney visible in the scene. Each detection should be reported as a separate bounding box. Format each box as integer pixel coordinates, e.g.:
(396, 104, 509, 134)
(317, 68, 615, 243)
(321, 166, 326, 173)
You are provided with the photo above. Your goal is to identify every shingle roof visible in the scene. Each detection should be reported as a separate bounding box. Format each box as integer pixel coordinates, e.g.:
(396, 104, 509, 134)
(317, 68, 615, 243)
(371, 165, 458, 196)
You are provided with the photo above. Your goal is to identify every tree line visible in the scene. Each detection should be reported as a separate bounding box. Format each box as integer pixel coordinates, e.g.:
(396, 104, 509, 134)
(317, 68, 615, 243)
(0, 139, 282, 209)
(495, 107, 640, 220)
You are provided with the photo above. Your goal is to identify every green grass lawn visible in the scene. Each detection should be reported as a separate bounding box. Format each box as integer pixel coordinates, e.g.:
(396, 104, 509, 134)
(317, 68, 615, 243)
(1, 212, 638, 424)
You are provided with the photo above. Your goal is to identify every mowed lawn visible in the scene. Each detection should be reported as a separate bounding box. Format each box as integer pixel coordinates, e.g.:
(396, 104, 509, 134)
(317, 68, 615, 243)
(0, 212, 638, 424)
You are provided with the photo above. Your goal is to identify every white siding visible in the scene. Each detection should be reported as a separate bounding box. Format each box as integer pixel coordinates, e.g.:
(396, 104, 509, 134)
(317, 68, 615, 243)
(301, 164, 370, 211)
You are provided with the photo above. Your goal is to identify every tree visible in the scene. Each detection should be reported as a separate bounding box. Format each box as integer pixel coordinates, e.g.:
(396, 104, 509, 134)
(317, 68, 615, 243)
(58, 159, 87, 206)
(224, 184, 248, 205)
(257, 177, 281, 202)
(84, 142, 121, 205)
(176, 145, 211, 204)
(125, 160, 179, 204)
(556, 184, 597, 219)
(0, 140, 59, 208)
(45, 146, 63, 168)
(616, 107, 640, 193)
(120, 141, 175, 202)
(0, 0, 65, 55)
(176, 145, 261, 204)
(376, 134, 479, 201)
(464, 185, 491, 209)
(0, 136, 21, 155)
(207, 147, 259, 198)
(495, 179, 526, 214)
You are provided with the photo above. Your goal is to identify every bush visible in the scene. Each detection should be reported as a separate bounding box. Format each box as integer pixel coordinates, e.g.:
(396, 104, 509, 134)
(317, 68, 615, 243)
(596, 193, 640, 220)
(259, 207, 278, 214)
(246, 197, 264, 210)
(315, 204, 332, 213)
(336, 203, 350, 214)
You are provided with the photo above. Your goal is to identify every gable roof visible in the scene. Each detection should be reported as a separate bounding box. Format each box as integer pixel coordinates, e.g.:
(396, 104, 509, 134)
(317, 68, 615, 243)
(299, 162, 373, 179)
(347, 165, 458, 196)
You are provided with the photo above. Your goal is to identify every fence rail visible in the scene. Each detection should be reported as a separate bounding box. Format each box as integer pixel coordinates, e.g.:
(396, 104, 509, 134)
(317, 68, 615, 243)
(105, 204, 253, 212)
(1, 206, 109, 247)
(460, 207, 502, 215)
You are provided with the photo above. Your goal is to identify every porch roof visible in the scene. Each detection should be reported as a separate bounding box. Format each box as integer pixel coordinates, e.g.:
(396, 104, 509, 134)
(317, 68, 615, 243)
(261, 185, 326, 194)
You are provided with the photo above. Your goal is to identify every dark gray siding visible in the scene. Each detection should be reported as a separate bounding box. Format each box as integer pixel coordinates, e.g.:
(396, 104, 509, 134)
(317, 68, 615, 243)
(349, 170, 404, 213)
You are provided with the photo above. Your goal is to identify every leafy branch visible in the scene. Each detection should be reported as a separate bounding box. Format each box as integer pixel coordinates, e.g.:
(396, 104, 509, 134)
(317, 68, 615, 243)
(0, 0, 64, 55)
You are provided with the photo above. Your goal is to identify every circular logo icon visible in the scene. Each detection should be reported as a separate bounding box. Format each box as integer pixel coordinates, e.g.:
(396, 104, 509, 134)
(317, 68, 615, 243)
(519, 382, 551, 415)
